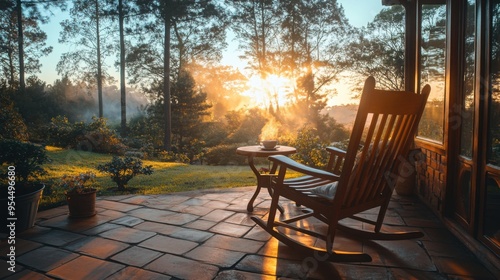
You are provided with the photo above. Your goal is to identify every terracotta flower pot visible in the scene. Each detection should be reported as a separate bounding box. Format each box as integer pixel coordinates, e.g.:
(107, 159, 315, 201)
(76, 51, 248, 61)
(66, 189, 97, 218)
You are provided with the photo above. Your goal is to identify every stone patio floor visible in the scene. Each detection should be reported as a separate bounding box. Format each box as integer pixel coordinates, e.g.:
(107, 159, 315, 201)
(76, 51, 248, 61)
(1, 186, 499, 279)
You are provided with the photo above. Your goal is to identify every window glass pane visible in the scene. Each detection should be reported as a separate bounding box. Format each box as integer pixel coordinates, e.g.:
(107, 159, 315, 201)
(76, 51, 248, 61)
(488, 0, 500, 166)
(418, 4, 446, 142)
(460, 0, 476, 158)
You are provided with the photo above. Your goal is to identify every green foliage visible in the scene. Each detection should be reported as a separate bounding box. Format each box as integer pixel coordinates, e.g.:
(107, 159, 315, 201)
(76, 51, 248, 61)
(204, 144, 247, 165)
(0, 140, 49, 186)
(45, 116, 127, 155)
(157, 150, 190, 164)
(96, 156, 154, 191)
(56, 172, 97, 194)
(347, 5, 406, 90)
(0, 85, 29, 141)
(290, 127, 330, 169)
(171, 70, 212, 152)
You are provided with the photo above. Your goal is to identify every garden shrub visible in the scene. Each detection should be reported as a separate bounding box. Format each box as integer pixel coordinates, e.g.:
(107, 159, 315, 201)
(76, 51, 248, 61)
(45, 116, 127, 155)
(0, 87, 29, 141)
(157, 150, 190, 164)
(97, 156, 154, 191)
(204, 144, 247, 165)
(0, 139, 49, 187)
(290, 127, 330, 169)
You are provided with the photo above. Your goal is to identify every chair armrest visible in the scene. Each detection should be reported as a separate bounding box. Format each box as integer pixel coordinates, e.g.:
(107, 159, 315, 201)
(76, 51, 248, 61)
(268, 155, 339, 181)
(326, 146, 346, 174)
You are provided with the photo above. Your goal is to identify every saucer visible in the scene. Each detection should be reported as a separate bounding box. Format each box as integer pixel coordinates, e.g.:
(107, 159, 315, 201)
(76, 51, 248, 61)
(260, 146, 279, 151)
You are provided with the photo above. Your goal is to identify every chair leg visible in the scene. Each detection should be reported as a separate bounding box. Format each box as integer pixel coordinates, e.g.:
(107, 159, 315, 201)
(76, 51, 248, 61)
(252, 217, 372, 262)
(337, 224, 423, 240)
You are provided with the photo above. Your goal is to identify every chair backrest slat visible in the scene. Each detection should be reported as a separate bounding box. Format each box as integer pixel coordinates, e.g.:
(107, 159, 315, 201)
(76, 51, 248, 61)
(333, 76, 430, 211)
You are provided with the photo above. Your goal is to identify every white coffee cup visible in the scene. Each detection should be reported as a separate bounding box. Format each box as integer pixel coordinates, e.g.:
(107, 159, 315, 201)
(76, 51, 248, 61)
(261, 140, 277, 149)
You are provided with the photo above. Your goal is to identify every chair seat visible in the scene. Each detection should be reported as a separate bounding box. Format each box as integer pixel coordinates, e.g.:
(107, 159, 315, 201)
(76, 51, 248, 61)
(309, 182, 338, 200)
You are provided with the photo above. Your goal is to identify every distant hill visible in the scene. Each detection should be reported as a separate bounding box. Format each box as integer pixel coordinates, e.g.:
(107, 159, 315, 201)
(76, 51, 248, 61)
(323, 104, 359, 130)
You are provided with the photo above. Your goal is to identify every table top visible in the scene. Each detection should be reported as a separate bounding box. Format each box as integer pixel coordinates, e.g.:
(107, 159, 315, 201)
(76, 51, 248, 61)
(236, 145, 296, 157)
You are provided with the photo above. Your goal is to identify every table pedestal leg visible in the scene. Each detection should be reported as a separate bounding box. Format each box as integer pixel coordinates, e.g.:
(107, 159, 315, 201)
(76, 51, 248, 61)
(246, 156, 284, 213)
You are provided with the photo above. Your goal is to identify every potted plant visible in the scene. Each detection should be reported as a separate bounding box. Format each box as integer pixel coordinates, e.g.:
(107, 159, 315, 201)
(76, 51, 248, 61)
(0, 139, 49, 233)
(58, 172, 98, 218)
(97, 156, 153, 191)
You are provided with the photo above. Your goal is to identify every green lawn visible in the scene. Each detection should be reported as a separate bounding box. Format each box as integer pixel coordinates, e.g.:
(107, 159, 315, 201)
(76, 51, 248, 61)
(40, 146, 263, 210)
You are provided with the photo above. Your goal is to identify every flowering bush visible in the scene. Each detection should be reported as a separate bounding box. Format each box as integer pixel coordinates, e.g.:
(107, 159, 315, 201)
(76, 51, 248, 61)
(58, 172, 97, 195)
(97, 156, 153, 191)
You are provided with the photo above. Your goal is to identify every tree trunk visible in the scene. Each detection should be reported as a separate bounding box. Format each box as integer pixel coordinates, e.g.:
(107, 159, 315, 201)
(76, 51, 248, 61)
(119, 0, 127, 136)
(95, 0, 103, 118)
(16, 0, 25, 92)
(163, 18, 172, 151)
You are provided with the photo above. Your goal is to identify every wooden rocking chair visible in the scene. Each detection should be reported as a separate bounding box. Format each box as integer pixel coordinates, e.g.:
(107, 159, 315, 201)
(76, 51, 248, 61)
(252, 76, 430, 262)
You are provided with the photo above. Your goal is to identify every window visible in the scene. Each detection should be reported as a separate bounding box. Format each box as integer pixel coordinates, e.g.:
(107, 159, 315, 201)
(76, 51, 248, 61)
(418, 4, 447, 143)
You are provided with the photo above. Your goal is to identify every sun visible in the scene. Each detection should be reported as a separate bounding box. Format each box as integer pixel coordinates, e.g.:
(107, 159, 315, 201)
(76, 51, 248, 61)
(242, 74, 294, 108)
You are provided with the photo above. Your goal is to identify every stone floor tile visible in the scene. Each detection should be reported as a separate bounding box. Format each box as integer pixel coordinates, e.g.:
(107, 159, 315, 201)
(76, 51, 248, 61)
(146, 195, 191, 206)
(422, 227, 459, 243)
(225, 212, 255, 226)
(3, 269, 53, 280)
(244, 225, 273, 242)
(111, 216, 144, 227)
(185, 245, 246, 267)
(204, 234, 264, 253)
(225, 203, 248, 212)
(365, 239, 435, 271)
(127, 208, 175, 222)
(214, 270, 276, 280)
(146, 253, 219, 280)
(30, 229, 85, 246)
(403, 216, 443, 228)
(202, 209, 235, 222)
(16, 226, 51, 239)
(175, 205, 213, 216)
(99, 227, 156, 244)
(315, 262, 388, 280)
(107, 266, 169, 280)
(17, 246, 79, 272)
(97, 209, 128, 220)
(100, 194, 134, 201)
(133, 221, 182, 235)
(209, 221, 252, 237)
(169, 227, 214, 242)
(35, 207, 68, 220)
(257, 238, 308, 261)
(181, 198, 209, 206)
(37, 214, 112, 232)
(161, 212, 199, 225)
(119, 195, 153, 205)
(139, 235, 198, 254)
(203, 200, 230, 209)
(64, 236, 129, 259)
(82, 222, 122, 235)
(47, 255, 125, 280)
(95, 200, 142, 212)
(422, 240, 473, 258)
(184, 219, 217, 230)
(389, 267, 448, 280)
(235, 254, 307, 278)
(0, 263, 23, 279)
(0, 238, 42, 257)
(111, 246, 163, 267)
(433, 256, 496, 279)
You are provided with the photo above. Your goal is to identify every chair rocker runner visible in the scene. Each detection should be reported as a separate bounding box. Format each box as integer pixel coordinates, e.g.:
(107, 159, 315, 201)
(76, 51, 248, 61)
(252, 76, 430, 262)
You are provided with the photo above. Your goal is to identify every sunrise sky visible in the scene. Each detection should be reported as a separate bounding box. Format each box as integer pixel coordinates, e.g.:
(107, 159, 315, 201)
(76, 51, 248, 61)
(35, 0, 384, 106)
